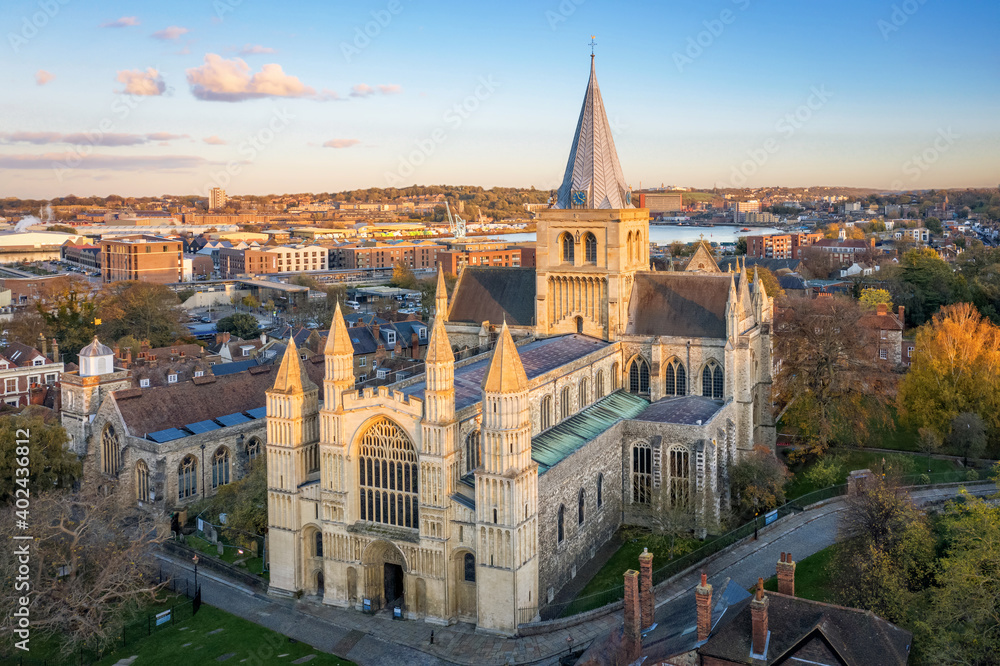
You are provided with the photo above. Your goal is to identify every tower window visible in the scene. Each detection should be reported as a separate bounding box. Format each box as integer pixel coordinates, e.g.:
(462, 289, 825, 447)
(628, 357, 650, 395)
(560, 232, 575, 263)
(358, 417, 419, 529)
(584, 232, 597, 263)
(702, 361, 724, 399)
(464, 553, 476, 582)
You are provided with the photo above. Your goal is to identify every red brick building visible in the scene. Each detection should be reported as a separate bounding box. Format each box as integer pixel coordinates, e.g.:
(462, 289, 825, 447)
(746, 233, 823, 259)
(0, 340, 64, 408)
(101, 235, 183, 284)
(327, 240, 443, 270)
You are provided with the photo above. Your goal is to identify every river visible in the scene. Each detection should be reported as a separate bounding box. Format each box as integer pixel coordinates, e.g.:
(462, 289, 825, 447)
(487, 225, 782, 245)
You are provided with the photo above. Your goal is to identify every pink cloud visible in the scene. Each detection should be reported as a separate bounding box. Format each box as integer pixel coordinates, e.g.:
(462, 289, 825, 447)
(146, 132, 189, 141)
(116, 68, 166, 96)
(35, 70, 55, 86)
(152, 26, 189, 40)
(0, 153, 206, 170)
(101, 16, 140, 28)
(350, 84, 374, 98)
(186, 53, 316, 102)
(0, 131, 186, 146)
(203, 135, 227, 145)
(323, 139, 360, 149)
(351, 83, 402, 98)
(377, 84, 401, 95)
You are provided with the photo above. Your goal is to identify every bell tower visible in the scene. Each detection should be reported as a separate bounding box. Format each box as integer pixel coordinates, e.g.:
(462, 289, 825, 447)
(266, 337, 320, 595)
(535, 55, 650, 340)
(474, 322, 538, 634)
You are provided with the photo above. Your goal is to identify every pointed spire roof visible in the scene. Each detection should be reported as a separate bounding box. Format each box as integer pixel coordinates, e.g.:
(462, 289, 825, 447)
(425, 309, 454, 365)
(554, 55, 632, 210)
(272, 336, 316, 394)
(325, 301, 353, 355)
(684, 242, 721, 273)
(482, 322, 528, 394)
(435, 264, 448, 321)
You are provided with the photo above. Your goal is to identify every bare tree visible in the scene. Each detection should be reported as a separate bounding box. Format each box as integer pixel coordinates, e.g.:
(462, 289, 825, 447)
(0, 484, 166, 658)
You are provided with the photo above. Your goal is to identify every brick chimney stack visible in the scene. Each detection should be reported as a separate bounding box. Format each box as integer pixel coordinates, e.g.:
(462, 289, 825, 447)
(38, 333, 47, 359)
(50, 338, 58, 363)
(777, 552, 796, 596)
(898, 305, 905, 331)
(622, 569, 642, 663)
(638, 548, 655, 630)
(695, 572, 713, 641)
(876, 302, 888, 316)
(751, 578, 769, 657)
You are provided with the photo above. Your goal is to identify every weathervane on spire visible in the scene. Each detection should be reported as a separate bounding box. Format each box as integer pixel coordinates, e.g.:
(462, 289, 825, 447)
(589, 35, 597, 56)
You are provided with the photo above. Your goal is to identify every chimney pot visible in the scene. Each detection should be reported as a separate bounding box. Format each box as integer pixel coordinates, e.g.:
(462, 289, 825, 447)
(751, 578, 770, 657)
(777, 551, 796, 596)
(623, 570, 642, 662)
(638, 548, 654, 631)
(696, 571, 713, 642)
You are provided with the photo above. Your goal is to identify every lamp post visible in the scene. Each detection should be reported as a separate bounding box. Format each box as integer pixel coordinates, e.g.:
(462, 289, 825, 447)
(192, 554, 199, 591)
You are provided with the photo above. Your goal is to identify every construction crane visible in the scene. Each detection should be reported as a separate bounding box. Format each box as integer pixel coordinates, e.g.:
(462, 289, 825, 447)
(444, 201, 467, 239)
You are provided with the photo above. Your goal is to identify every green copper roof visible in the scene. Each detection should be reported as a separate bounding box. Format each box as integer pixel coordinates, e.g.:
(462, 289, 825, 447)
(532, 390, 649, 474)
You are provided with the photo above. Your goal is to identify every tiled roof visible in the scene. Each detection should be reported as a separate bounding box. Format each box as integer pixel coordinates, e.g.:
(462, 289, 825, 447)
(404, 334, 608, 411)
(626, 273, 736, 338)
(448, 267, 536, 326)
(634, 395, 725, 425)
(531, 391, 649, 474)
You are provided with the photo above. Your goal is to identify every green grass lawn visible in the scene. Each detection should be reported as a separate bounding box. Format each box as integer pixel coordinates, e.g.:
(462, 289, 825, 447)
(761, 543, 840, 603)
(784, 449, 961, 499)
(561, 531, 706, 616)
(95, 602, 353, 666)
(185, 534, 267, 577)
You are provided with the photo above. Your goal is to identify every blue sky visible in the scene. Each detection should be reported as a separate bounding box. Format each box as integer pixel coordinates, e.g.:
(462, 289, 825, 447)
(1, 0, 998, 198)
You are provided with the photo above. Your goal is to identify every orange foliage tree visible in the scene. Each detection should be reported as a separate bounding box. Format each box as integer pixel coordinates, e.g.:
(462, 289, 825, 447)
(898, 302, 1000, 438)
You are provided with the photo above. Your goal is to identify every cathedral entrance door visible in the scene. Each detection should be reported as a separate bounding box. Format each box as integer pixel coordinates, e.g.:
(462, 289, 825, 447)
(384, 563, 404, 604)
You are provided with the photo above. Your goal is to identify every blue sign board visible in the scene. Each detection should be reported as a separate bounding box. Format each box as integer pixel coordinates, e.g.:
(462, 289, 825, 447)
(765, 509, 778, 526)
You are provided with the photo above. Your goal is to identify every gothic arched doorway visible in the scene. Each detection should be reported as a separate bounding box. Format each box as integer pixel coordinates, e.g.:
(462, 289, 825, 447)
(361, 540, 408, 610)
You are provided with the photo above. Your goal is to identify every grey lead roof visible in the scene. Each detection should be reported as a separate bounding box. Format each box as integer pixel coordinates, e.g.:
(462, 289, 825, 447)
(554, 55, 632, 210)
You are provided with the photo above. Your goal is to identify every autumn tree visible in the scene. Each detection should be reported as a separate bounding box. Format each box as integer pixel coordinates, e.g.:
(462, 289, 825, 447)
(729, 445, 791, 520)
(898, 303, 1000, 441)
(196, 457, 268, 549)
(0, 407, 80, 504)
(751, 266, 784, 299)
(217, 313, 260, 340)
(4, 308, 48, 348)
(97, 281, 186, 347)
(37, 287, 97, 364)
(774, 296, 897, 460)
(888, 247, 967, 326)
(831, 474, 934, 625)
(390, 262, 417, 290)
(0, 484, 165, 657)
(946, 412, 987, 466)
(859, 287, 893, 311)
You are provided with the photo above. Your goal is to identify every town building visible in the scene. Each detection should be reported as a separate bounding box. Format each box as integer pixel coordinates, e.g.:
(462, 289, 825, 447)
(209, 187, 228, 210)
(218, 244, 329, 278)
(0, 338, 63, 408)
(327, 240, 443, 271)
(61, 243, 102, 270)
(100, 235, 184, 284)
(731, 200, 761, 223)
(634, 191, 683, 215)
(745, 233, 822, 260)
(810, 238, 875, 265)
(264, 55, 775, 635)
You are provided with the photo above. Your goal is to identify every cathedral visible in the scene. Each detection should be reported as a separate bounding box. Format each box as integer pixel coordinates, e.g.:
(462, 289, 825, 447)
(265, 54, 776, 635)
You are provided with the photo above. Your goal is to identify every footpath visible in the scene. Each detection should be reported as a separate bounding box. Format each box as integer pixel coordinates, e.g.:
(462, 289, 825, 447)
(154, 482, 996, 666)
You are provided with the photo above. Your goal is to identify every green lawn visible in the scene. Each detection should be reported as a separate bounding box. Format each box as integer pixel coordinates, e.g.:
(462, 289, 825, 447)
(784, 449, 961, 499)
(185, 534, 267, 577)
(561, 530, 705, 616)
(761, 543, 840, 604)
(95, 602, 353, 666)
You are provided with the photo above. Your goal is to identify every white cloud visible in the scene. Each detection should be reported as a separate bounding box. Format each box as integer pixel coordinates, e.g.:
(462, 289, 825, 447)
(35, 70, 55, 85)
(323, 139, 360, 148)
(239, 44, 277, 55)
(377, 84, 401, 95)
(0, 153, 206, 170)
(350, 84, 374, 98)
(186, 53, 316, 102)
(203, 135, 227, 145)
(152, 26, 189, 40)
(116, 68, 166, 96)
(351, 83, 402, 98)
(101, 16, 140, 28)
(0, 131, 186, 146)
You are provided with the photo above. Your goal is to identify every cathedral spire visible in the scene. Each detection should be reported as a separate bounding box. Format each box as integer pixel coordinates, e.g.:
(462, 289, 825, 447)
(272, 336, 315, 394)
(434, 264, 448, 322)
(425, 305, 454, 366)
(325, 301, 353, 356)
(554, 55, 631, 210)
(482, 321, 528, 394)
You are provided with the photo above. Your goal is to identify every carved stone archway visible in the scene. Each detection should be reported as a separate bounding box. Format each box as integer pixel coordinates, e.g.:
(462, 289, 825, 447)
(361, 540, 408, 609)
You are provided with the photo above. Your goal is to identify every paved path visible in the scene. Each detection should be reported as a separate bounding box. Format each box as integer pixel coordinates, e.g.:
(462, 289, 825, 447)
(155, 482, 996, 666)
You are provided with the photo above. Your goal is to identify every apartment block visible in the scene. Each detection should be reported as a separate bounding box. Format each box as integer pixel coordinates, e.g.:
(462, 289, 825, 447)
(746, 232, 823, 259)
(218, 244, 329, 278)
(327, 240, 443, 270)
(100, 235, 184, 284)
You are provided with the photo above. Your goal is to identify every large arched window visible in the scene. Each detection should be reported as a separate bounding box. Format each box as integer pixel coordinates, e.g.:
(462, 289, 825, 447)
(135, 459, 150, 503)
(560, 232, 575, 263)
(358, 418, 419, 529)
(595, 370, 605, 399)
(465, 430, 480, 475)
(578, 489, 586, 525)
(702, 361, 724, 399)
(578, 378, 588, 408)
(668, 446, 691, 508)
(557, 505, 565, 543)
(632, 442, 652, 504)
(560, 386, 572, 420)
(611, 362, 620, 390)
(597, 473, 604, 509)
(246, 436, 263, 465)
(540, 395, 552, 431)
(212, 447, 231, 488)
(101, 423, 121, 476)
(628, 357, 650, 395)
(584, 232, 597, 263)
(664, 358, 687, 397)
(178, 455, 197, 500)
